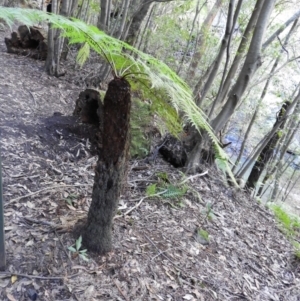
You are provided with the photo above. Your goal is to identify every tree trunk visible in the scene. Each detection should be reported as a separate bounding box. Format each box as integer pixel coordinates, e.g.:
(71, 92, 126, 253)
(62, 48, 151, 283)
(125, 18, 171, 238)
(97, 0, 110, 31)
(211, 0, 264, 113)
(211, 0, 275, 134)
(194, 0, 236, 104)
(125, 0, 153, 46)
(83, 78, 131, 253)
(187, 0, 223, 82)
(246, 101, 291, 190)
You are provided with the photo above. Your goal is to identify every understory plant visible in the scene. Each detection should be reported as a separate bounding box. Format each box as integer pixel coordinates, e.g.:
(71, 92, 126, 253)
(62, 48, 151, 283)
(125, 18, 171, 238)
(269, 204, 300, 258)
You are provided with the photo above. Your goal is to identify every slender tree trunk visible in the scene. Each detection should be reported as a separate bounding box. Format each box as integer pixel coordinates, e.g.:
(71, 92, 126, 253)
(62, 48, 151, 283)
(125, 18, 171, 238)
(98, 0, 110, 31)
(194, 0, 236, 103)
(83, 78, 131, 253)
(187, 0, 223, 82)
(211, 0, 275, 134)
(176, 0, 203, 75)
(212, 0, 264, 112)
(207, 0, 243, 119)
(125, 0, 153, 46)
(262, 9, 300, 50)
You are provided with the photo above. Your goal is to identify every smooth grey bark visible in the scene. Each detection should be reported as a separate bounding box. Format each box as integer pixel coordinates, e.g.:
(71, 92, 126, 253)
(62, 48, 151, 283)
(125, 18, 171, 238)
(187, 0, 224, 82)
(193, 0, 236, 104)
(45, 0, 58, 75)
(211, 0, 276, 134)
(125, 0, 153, 46)
(98, 0, 110, 31)
(212, 0, 264, 113)
(207, 0, 243, 119)
(46, 0, 71, 76)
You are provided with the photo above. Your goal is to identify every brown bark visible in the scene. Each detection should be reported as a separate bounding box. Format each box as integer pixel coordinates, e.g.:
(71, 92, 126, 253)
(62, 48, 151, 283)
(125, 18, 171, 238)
(83, 78, 131, 253)
(4, 26, 47, 60)
(246, 101, 291, 190)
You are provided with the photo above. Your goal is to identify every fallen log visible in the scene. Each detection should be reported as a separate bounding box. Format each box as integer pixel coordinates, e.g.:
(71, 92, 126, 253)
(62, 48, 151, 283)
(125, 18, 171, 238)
(5, 25, 47, 60)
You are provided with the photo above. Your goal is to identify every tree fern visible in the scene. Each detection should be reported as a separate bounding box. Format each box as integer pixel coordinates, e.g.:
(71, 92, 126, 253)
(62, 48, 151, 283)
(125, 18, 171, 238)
(0, 7, 237, 186)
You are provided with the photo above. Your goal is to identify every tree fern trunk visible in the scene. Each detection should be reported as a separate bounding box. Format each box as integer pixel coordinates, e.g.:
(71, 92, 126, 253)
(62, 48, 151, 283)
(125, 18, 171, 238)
(246, 101, 291, 190)
(83, 78, 131, 253)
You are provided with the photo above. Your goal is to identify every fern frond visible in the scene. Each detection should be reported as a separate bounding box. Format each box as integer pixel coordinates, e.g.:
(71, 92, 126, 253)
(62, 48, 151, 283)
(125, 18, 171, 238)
(76, 42, 90, 67)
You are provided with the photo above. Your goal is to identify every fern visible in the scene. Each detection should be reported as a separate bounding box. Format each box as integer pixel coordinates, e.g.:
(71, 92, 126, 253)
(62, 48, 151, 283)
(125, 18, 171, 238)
(159, 185, 187, 199)
(76, 42, 90, 67)
(0, 7, 237, 185)
(146, 184, 157, 197)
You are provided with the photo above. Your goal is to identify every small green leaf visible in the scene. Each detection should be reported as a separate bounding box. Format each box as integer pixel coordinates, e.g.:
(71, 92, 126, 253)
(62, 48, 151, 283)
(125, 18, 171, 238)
(76, 236, 82, 251)
(79, 254, 89, 262)
(68, 246, 77, 253)
(146, 184, 157, 196)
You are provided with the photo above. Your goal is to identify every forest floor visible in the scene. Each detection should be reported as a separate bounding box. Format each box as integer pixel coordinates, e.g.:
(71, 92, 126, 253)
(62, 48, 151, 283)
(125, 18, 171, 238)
(0, 27, 300, 301)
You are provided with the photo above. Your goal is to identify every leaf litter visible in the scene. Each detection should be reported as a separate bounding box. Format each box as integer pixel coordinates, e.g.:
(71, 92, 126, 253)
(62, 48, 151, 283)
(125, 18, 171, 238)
(0, 27, 299, 301)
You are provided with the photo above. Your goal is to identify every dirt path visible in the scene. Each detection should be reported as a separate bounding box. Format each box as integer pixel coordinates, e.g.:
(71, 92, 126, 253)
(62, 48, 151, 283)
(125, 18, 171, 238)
(0, 28, 299, 301)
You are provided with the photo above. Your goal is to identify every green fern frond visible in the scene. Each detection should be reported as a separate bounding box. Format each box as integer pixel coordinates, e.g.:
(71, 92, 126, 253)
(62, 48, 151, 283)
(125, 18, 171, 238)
(76, 42, 90, 67)
(0, 7, 237, 186)
(146, 184, 157, 197)
(160, 185, 187, 199)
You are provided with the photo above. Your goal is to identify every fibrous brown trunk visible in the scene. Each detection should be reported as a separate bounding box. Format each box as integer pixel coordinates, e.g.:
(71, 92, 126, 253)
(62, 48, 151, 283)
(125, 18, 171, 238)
(83, 78, 131, 253)
(246, 101, 291, 190)
(5, 25, 47, 60)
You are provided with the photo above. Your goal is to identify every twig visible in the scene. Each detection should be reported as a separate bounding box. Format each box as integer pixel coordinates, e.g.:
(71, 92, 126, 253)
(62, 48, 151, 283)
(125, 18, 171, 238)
(6, 184, 92, 206)
(0, 272, 78, 280)
(124, 197, 147, 216)
(178, 170, 208, 185)
(113, 279, 130, 301)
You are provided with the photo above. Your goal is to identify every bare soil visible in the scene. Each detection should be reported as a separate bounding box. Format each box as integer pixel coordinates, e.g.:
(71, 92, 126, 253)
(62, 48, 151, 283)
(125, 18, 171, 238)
(0, 27, 300, 301)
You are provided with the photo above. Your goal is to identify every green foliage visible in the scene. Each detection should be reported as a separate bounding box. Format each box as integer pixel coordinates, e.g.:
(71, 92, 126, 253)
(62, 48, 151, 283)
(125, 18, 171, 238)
(145, 172, 187, 200)
(202, 202, 215, 221)
(68, 236, 89, 261)
(146, 184, 157, 196)
(198, 229, 209, 242)
(76, 42, 90, 67)
(270, 205, 300, 237)
(160, 185, 187, 198)
(269, 205, 300, 259)
(65, 194, 78, 207)
(0, 7, 236, 185)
